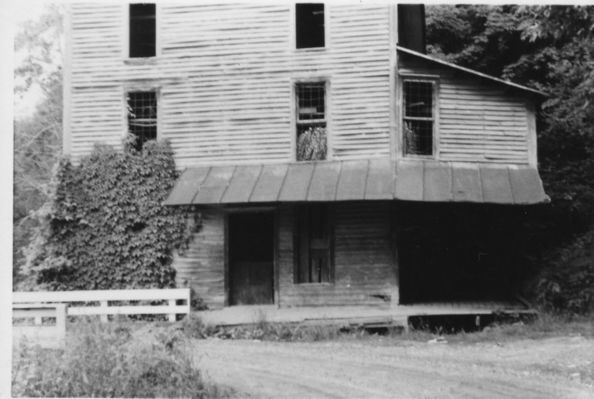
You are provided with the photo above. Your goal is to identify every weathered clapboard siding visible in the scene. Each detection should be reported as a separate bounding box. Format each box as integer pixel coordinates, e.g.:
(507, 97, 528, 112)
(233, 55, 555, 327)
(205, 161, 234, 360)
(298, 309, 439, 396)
(173, 209, 225, 309)
(399, 55, 532, 164)
(172, 203, 399, 309)
(278, 203, 398, 307)
(66, 3, 394, 167)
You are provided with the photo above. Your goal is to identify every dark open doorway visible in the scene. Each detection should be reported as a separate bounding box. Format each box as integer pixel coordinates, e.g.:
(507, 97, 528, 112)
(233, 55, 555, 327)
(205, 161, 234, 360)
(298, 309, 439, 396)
(396, 203, 525, 304)
(228, 212, 274, 305)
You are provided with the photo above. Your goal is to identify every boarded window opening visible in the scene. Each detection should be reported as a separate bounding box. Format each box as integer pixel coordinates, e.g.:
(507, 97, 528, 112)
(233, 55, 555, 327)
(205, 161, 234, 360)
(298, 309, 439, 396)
(130, 4, 156, 58)
(403, 80, 434, 156)
(295, 205, 333, 284)
(296, 82, 327, 161)
(296, 4, 325, 49)
(127, 91, 157, 150)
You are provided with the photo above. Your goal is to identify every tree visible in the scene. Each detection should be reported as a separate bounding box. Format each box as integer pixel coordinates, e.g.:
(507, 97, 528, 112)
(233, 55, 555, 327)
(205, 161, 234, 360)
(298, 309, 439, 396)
(426, 5, 594, 312)
(13, 5, 64, 286)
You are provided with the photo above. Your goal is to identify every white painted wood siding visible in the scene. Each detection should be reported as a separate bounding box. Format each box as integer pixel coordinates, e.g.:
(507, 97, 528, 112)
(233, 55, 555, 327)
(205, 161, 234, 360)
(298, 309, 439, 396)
(66, 3, 393, 167)
(399, 56, 532, 164)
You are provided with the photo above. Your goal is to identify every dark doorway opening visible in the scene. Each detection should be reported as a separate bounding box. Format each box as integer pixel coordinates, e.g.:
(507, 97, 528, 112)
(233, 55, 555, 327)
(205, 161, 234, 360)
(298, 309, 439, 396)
(228, 212, 274, 305)
(396, 203, 526, 304)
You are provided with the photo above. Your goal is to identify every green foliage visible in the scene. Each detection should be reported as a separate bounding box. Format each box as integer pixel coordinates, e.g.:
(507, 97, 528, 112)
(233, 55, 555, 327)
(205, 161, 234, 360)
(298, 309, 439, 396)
(13, 6, 64, 287)
(426, 5, 594, 313)
(297, 126, 327, 161)
(177, 315, 356, 342)
(22, 140, 193, 290)
(535, 230, 594, 314)
(12, 321, 223, 398)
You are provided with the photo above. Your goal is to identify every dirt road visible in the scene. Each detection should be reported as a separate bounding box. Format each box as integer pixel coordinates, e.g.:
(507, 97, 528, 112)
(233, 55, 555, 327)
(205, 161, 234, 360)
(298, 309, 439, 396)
(193, 335, 594, 398)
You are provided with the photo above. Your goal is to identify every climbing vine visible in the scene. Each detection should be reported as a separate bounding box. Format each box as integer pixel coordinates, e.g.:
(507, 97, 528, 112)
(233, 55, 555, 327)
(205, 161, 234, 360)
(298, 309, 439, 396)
(22, 139, 193, 290)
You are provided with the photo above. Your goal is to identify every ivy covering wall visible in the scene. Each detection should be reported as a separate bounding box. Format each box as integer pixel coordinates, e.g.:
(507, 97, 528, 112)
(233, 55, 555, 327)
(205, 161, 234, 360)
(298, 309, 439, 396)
(23, 140, 192, 290)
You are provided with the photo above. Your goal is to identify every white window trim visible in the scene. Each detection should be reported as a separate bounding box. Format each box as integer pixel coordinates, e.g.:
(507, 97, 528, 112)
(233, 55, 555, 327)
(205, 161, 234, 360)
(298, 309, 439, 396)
(123, 3, 161, 63)
(399, 75, 440, 159)
(292, 77, 331, 162)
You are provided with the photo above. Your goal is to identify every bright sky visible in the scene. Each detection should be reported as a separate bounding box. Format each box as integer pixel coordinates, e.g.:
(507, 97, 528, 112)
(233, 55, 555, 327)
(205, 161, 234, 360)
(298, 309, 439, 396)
(3, 1, 57, 119)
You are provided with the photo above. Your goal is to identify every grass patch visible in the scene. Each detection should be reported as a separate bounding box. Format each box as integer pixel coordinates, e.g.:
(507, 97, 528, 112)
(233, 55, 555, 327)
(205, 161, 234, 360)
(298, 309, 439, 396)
(12, 319, 228, 398)
(390, 312, 594, 344)
(177, 312, 593, 345)
(176, 314, 365, 342)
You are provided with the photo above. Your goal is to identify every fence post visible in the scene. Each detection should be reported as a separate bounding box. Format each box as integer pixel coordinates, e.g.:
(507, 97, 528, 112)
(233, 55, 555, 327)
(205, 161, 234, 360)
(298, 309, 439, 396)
(100, 300, 109, 322)
(168, 299, 176, 322)
(55, 303, 67, 346)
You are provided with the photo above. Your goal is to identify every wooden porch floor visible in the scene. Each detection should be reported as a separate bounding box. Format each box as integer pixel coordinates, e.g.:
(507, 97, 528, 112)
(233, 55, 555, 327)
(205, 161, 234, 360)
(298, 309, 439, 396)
(195, 301, 536, 328)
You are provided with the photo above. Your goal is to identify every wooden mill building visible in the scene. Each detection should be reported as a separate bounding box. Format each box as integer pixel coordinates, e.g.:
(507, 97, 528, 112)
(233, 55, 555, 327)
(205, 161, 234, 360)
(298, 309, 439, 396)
(63, 3, 547, 323)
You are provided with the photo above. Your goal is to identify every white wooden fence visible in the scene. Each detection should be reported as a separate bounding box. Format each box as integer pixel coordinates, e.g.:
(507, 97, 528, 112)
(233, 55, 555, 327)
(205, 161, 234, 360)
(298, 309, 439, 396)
(13, 288, 191, 323)
(13, 303, 67, 348)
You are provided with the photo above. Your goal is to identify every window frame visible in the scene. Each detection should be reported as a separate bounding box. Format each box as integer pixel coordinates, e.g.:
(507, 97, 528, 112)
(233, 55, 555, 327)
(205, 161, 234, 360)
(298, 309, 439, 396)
(295, 3, 326, 50)
(123, 85, 161, 149)
(399, 75, 439, 159)
(293, 205, 335, 285)
(293, 78, 330, 161)
(124, 3, 160, 63)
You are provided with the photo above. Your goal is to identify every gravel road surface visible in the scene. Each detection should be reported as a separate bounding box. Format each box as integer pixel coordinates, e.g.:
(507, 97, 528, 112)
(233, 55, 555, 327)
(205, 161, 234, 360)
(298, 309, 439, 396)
(194, 335, 594, 398)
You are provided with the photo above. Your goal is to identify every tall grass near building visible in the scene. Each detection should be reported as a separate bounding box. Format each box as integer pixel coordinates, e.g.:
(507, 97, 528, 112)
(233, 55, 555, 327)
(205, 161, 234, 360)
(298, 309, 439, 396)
(12, 320, 225, 398)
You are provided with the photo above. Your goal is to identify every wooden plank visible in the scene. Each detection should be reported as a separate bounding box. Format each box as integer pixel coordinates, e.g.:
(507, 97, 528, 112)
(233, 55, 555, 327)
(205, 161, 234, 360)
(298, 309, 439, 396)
(164, 167, 210, 205)
(193, 165, 235, 204)
(394, 161, 423, 201)
(278, 163, 315, 202)
(480, 165, 514, 204)
(335, 159, 368, 200)
(452, 164, 482, 202)
(221, 165, 262, 204)
(173, 209, 226, 309)
(306, 162, 341, 201)
(68, 305, 190, 316)
(509, 166, 546, 204)
(249, 163, 288, 203)
(365, 158, 393, 200)
(13, 288, 191, 303)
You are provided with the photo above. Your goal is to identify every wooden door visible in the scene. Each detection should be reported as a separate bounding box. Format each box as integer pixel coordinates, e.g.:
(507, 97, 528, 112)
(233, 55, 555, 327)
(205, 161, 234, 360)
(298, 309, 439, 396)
(228, 212, 274, 305)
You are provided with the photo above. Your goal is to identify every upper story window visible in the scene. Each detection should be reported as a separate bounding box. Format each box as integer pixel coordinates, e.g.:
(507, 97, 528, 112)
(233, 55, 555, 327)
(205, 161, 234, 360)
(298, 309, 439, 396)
(296, 4, 325, 49)
(127, 91, 157, 150)
(403, 79, 436, 157)
(296, 82, 327, 161)
(129, 4, 156, 58)
(295, 205, 333, 284)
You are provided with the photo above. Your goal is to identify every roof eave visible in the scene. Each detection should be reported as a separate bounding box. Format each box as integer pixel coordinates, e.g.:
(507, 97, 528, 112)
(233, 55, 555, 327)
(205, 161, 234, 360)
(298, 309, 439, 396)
(396, 46, 547, 98)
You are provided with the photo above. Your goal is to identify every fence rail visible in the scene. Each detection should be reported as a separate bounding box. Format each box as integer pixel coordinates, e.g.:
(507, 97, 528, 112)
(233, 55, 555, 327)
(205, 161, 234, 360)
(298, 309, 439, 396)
(13, 288, 191, 322)
(13, 303, 67, 348)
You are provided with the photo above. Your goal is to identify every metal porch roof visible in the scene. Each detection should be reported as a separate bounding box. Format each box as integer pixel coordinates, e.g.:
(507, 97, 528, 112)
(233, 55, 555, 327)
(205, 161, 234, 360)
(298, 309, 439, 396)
(164, 159, 547, 206)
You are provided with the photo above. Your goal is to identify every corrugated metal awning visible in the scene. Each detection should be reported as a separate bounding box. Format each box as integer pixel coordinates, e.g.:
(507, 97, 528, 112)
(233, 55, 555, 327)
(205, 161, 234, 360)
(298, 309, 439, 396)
(164, 159, 547, 206)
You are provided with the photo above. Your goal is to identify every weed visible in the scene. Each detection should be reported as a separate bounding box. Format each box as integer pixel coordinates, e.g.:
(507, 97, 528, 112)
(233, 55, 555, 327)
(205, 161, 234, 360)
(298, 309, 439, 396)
(12, 319, 228, 398)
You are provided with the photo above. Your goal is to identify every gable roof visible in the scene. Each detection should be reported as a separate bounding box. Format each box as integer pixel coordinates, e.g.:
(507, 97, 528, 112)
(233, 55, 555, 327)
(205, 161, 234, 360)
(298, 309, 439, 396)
(397, 46, 547, 98)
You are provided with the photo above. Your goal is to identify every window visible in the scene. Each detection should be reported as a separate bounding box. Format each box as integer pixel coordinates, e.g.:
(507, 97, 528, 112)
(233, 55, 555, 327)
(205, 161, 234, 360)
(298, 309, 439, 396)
(295, 205, 333, 284)
(129, 4, 156, 58)
(127, 91, 157, 150)
(402, 80, 436, 156)
(296, 82, 327, 161)
(296, 4, 325, 49)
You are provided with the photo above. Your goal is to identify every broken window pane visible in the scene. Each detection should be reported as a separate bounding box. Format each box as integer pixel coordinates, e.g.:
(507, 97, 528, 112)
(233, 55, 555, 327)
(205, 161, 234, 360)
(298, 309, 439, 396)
(296, 4, 325, 49)
(127, 91, 157, 150)
(130, 4, 156, 58)
(403, 80, 434, 156)
(296, 82, 327, 161)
